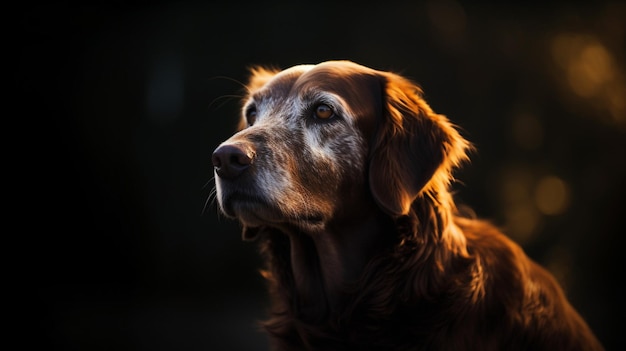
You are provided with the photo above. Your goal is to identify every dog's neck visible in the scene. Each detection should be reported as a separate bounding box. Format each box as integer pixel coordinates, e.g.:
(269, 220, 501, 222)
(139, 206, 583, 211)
(279, 188, 468, 322)
(289, 207, 395, 310)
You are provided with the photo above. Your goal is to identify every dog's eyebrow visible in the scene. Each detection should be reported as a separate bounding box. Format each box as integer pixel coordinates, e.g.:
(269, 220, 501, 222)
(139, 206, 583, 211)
(249, 91, 265, 103)
(296, 90, 356, 122)
(298, 88, 345, 107)
(299, 89, 335, 103)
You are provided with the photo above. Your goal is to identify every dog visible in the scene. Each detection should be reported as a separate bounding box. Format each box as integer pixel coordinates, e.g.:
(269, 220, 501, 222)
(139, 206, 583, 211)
(211, 61, 603, 350)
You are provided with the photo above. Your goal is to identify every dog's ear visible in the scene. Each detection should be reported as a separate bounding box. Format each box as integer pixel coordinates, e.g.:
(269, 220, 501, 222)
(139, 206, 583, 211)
(369, 73, 470, 217)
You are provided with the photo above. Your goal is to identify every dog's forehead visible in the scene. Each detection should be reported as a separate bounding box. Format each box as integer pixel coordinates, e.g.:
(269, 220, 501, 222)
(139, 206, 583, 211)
(293, 61, 381, 97)
(252, 61, 380, 102)
(253, 65, 314, 100)
(244, 61, 384, 135)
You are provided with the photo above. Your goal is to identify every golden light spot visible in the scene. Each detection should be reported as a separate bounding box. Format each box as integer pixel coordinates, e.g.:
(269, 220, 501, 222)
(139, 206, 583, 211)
(550, 32, 626, 128)
(567, 43, 614, 98)
(534, 176, 570, 215)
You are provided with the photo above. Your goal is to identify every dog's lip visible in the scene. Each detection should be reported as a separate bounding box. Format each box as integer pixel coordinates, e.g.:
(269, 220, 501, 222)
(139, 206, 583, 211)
(221, 193, 269, 217)
(221, 192, 325, 226)
(222, 192, 283, 225)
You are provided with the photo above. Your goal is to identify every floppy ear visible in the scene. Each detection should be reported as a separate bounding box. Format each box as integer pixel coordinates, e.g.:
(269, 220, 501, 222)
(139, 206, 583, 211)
(369, 73, 470, 217)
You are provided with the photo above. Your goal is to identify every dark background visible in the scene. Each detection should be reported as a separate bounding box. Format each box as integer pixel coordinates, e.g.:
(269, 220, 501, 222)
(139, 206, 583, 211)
(16, 1, 624, 350)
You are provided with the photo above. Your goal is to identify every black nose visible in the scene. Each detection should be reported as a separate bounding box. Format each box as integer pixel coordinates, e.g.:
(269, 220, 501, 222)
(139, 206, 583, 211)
(212, 144, 253, 179)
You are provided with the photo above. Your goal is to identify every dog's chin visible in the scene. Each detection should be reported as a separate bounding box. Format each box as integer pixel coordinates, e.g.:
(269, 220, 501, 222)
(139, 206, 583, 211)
(222, 198, 282, 225)
(237, 208, 327, 235)
(236, 208, 280, 228)
(221, 197, 327, 238)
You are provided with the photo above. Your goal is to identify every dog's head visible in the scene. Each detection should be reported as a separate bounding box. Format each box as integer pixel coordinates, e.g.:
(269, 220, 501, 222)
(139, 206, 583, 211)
(212, 61, 469, 239)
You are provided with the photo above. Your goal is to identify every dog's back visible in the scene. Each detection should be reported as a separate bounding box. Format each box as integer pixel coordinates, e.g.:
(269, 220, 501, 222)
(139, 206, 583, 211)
(447, 217, 604, 350)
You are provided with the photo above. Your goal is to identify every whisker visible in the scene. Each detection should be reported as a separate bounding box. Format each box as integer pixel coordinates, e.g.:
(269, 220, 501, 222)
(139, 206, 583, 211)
(206, 75, 249, 115)
(207, 94, 243, 112)
(202, 175, 215, 190)
(201, 174, 219, 216)
(208, 75, 249, 92)
(202, 186, 219, 216)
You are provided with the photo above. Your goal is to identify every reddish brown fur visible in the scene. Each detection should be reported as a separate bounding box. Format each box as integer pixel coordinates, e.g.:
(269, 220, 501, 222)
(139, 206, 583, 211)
(213, 61, 603, 350)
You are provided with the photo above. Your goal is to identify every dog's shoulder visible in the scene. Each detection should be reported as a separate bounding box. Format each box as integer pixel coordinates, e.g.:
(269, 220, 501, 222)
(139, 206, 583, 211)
(453, 217, 603, 350)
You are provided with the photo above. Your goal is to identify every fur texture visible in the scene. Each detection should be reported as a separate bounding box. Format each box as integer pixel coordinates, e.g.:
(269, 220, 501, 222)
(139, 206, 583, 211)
(212, 60, 603, 350)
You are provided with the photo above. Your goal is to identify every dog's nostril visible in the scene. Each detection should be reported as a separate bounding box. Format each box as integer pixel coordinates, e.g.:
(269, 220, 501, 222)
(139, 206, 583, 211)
(212, 144, 253, 179)
(212, 153, 222, 168)
(230, 152, 252, 166)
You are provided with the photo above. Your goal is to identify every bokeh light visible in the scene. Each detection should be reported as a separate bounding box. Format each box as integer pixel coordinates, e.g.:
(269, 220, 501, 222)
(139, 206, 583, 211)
(551, 32, 626, 127)
(534, 176, 570, 216)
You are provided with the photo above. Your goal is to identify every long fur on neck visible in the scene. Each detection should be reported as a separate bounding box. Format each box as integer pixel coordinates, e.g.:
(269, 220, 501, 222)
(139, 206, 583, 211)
(256, 181, 478, 349)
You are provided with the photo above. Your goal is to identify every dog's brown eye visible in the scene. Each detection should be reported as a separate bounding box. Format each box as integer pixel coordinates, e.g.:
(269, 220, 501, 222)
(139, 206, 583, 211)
(246, 106, 257, 125)
(314, 104, 334, 119)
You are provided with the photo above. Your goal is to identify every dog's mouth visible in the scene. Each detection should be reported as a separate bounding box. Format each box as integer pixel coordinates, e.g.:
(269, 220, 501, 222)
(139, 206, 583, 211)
(221, 192, 325, 229)
(221, 193, 277, 224)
